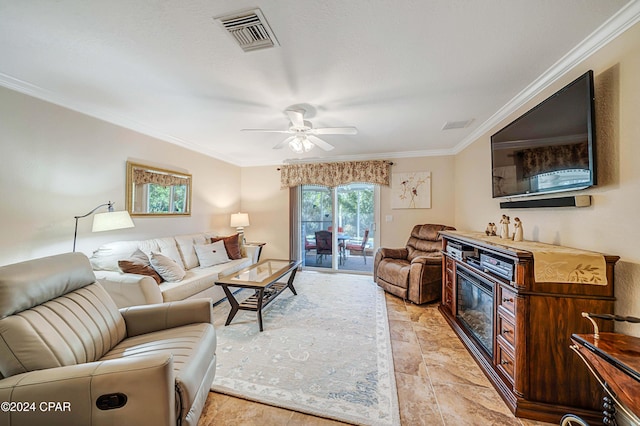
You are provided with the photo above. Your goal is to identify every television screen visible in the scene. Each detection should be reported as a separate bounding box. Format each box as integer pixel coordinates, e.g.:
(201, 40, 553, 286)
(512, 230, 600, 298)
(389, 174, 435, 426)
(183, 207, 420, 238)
(491, 70, 596, 198)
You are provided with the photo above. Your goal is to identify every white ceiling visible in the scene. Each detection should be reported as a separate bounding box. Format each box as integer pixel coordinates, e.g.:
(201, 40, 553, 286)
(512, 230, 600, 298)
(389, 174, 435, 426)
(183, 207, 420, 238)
(0, 0, 636, 166)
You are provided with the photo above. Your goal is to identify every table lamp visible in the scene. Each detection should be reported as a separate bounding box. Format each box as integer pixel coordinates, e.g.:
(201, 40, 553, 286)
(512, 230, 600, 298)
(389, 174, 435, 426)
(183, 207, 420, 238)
(230, 212, 250, 233)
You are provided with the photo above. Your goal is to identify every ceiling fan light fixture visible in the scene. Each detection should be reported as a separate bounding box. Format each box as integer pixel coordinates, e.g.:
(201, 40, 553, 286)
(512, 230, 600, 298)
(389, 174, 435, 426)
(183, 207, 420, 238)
(288, 136, 314, 154)
(301, 137, 314, 152)
(289, 138, 304, 154)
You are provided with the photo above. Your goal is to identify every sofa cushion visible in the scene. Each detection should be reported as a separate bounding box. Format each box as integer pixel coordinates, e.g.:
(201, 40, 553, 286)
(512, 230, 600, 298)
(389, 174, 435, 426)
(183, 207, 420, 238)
(91, 240, 145, 272)
(159, 257, 251, 303)
(156, 237, 186, 269)
(118, 249, 163, 284)
(174, 233, 209, 270)
(100, 322, 216, 424)
(151, 252, 186, 282)
(194, 241, 231, 268)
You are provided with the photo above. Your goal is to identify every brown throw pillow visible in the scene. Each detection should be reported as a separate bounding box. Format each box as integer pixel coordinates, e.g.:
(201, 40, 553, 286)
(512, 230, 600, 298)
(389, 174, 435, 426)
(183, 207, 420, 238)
(118, 249, 163, 284)
(211, 234, 242, 260)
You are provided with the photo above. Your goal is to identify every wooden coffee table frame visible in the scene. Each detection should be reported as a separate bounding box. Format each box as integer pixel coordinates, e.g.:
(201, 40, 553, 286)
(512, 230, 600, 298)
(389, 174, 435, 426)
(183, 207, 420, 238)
(215, 259, 301, 332)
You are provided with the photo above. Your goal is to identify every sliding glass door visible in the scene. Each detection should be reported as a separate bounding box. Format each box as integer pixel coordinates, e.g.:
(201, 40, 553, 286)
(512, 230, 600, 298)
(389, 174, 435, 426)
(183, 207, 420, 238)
(300, 184, 378, 273)
(301, 185, 333, 270)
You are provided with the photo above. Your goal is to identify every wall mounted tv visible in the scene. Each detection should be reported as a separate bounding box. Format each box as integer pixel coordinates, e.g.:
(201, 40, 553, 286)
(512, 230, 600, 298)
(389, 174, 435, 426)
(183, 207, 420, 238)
(491, 70, 596, 198)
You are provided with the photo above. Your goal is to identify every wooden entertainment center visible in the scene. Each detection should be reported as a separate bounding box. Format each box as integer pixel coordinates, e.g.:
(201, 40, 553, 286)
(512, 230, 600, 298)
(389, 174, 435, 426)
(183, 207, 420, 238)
(438, 231, 619, 424)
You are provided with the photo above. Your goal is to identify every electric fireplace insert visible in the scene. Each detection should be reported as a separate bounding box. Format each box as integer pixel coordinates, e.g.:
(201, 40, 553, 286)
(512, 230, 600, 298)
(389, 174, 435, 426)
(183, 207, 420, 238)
(456, 266, 495, 357)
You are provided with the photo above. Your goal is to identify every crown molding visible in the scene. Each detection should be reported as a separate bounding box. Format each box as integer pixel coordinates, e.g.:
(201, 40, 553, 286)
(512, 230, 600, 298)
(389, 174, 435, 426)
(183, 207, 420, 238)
(453, 0, 640, 155)
(236, 147, 457, 167)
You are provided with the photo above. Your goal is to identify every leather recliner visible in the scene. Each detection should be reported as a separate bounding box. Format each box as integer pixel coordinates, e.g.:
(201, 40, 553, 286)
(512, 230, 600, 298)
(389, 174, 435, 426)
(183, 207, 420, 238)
(0, 252, 216, 426)
(374, 224, 455, 304)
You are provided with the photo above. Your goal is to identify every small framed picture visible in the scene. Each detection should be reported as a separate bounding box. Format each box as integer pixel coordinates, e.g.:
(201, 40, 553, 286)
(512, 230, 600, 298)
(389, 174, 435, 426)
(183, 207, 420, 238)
(391, 171, 431, 209)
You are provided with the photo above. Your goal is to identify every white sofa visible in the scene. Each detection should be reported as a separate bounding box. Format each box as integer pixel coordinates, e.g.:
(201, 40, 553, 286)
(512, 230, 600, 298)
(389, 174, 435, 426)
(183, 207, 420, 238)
(90, 232, 259, 308)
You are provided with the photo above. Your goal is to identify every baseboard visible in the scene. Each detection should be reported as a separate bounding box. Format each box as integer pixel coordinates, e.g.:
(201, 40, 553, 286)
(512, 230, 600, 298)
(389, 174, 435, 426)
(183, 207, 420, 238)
(499, 195, 591, 209)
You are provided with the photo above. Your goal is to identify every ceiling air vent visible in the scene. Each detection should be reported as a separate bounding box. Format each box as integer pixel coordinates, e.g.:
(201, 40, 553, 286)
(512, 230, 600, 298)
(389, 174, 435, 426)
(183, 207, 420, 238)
(215, 8, 279, 52)
(442, 119, 474, 130)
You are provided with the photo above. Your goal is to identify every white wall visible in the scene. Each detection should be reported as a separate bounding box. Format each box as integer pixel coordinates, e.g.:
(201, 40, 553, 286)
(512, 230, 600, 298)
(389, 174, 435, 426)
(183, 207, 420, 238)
(453, 22, 640, 337)
(0, 86, 242, 265)
(379, 156, 456, 248)
(240, 165, 290, 260)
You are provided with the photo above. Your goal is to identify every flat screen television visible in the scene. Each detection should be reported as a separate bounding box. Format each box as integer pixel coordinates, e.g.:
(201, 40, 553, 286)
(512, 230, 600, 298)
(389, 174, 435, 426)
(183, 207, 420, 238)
(491, 70, 596, 198)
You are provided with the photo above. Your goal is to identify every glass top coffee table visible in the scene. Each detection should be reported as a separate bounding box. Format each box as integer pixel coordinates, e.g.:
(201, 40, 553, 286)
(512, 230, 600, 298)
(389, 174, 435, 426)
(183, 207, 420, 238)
(214, 259, 301, 332)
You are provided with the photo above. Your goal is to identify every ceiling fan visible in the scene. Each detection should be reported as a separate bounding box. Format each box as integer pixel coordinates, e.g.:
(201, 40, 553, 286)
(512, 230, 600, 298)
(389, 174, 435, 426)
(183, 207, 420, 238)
(241, 109, 358, 153)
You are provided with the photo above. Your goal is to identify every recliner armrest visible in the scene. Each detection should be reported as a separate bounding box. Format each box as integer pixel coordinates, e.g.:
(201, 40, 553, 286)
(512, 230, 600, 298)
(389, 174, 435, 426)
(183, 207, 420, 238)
(410, 255, 443, 266)
(0, 353, 175, 426)
(120, 298, 214, 337)
(377, 247, 408, 260)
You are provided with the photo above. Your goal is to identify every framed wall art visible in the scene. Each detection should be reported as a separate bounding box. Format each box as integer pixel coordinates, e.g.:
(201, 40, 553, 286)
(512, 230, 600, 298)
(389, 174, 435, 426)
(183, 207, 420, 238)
(391, 171, 431, 209)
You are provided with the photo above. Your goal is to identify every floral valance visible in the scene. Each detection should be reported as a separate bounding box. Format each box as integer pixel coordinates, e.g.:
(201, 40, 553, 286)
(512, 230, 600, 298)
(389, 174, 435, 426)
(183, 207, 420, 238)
(133, 168, 189, 187)
(280, 160, 391, 189)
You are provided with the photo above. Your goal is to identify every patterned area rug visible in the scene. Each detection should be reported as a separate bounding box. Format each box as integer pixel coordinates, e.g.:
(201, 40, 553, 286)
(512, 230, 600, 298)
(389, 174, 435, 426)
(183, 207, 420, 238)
(211, 271, 400, 426)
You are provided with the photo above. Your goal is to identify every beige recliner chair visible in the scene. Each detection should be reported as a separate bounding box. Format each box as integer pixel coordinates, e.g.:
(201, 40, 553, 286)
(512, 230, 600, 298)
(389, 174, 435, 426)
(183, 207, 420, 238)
(374, 224, 455, 304)
(0, 252, 216, 426)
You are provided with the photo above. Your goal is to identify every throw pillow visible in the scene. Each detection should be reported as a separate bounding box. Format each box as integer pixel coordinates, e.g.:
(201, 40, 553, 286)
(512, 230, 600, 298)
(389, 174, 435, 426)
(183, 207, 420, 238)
(118, 249, 163, 284)
(211, 233, 242, 260)
(194, 240, 231, 268)
(150, 251, 186, 282)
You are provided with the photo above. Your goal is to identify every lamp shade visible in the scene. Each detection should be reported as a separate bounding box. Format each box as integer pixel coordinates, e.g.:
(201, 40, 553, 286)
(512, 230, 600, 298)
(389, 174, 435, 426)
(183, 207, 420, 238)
(230, 212, 250, 228)
(92, 210, 135, 232)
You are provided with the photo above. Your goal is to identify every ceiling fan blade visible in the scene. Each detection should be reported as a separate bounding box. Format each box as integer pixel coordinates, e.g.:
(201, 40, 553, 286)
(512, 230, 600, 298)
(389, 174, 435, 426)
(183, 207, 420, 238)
(311, 127, 358, 135)
(286, 109, 305, 128)
(273, 136, 296, 150)
(308, 135, 334, 151)
(241, 129, 292, 133)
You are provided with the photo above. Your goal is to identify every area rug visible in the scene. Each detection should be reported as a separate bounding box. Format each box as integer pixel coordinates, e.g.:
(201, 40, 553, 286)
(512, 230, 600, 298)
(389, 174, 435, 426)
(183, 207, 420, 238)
(211, 271, 400, 426)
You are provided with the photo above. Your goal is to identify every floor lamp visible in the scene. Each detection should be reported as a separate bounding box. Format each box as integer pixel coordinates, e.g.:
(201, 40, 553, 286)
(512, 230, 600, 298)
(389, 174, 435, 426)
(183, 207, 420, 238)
(73, 201, 134, 252)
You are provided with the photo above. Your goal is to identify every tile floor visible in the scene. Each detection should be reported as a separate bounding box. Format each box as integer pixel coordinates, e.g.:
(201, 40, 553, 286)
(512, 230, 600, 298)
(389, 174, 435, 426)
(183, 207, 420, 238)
(198, 292, 556, 426)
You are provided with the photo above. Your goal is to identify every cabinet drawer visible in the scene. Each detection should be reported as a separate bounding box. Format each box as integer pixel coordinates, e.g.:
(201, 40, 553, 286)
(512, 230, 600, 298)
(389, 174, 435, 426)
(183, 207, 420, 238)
(498, 313, 516, 348)
(497, 343, 515, 384)
(499, 286, 516, 315)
